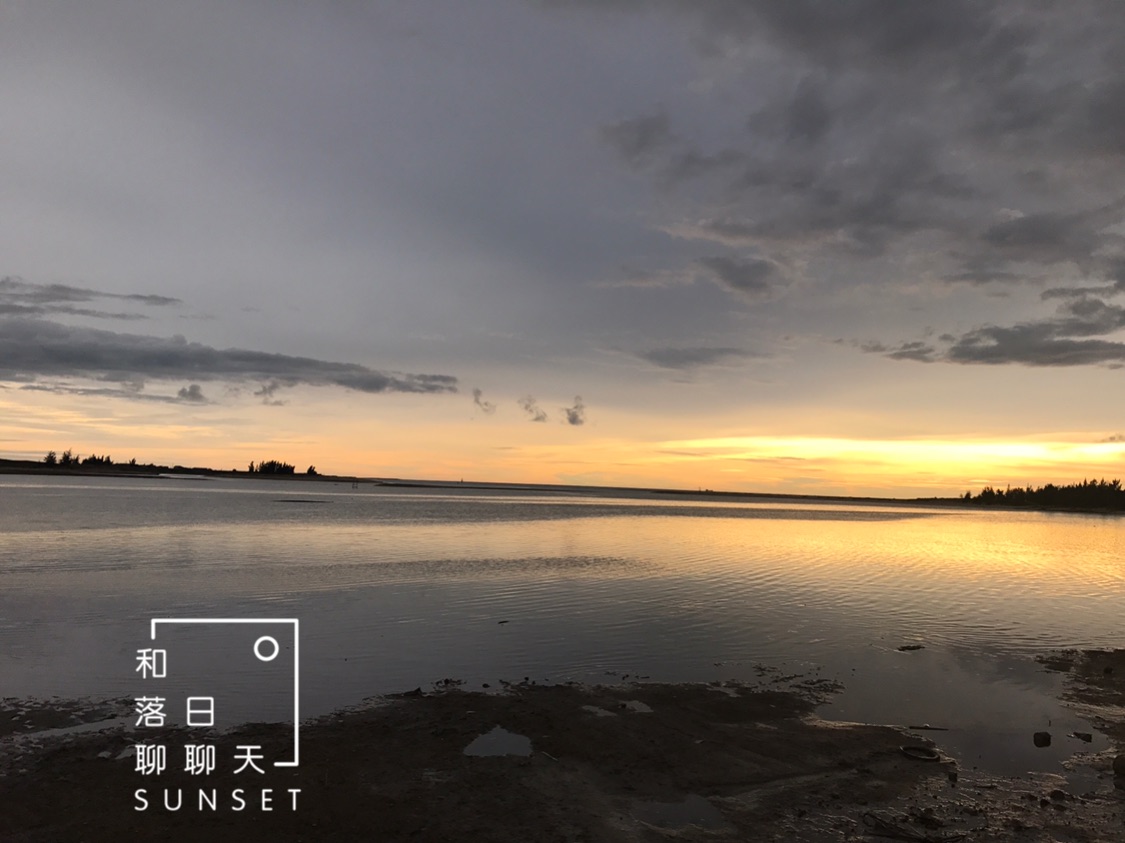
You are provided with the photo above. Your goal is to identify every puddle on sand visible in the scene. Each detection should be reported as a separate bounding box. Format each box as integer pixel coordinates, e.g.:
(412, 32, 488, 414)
(580, 705, 616, 717)
(633, 794, 732, 832)
(463, 725, 533, 757)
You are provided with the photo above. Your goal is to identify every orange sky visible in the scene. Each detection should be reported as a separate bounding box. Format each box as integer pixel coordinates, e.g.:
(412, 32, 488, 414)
(5, 384, 1123, 498)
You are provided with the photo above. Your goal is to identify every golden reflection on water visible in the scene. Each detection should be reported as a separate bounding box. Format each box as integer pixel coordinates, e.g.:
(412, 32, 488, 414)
(3, 480, 1125, 759)
(2, 483, 1123, 651)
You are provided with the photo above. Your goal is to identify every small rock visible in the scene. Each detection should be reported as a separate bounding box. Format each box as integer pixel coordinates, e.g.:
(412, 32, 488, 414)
(1070, 731, 1093, 742)
(1113, 754, 1125, 777)
(1033, 731, 1051, 747)
(897, 644, 925, 652)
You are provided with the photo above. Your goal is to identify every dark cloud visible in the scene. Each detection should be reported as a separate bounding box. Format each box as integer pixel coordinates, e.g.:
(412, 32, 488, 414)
(979, 206, 1115, 267)
(472, 387, 496, 414)
(870, 294, 1125, 367)
(947, 330, 1125, 367)
(696, 256, 780, 296)
(885, 341, 938, 363)
(1041, 283, 1123, 300)
(562, 396, 586, 426)
(638, 346, 756, 370)
(0, 318, 459, 395)
(177, 383, 206, 403)
(0, 277, 181, 320)
(0, 302, 150, 320)
(573, 0, 1125, 323)
(518, 395, 548, 423)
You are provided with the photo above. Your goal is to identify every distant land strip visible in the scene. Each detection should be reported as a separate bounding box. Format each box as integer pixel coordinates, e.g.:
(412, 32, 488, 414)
(2, 456, 1122, 515)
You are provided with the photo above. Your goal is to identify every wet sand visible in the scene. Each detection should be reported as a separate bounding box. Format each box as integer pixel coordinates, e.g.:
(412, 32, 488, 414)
(2, 659, 1123, 842)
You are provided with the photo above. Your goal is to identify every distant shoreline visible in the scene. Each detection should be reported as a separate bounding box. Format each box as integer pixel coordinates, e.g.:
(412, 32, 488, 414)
(3, 456, 1122, 516)
(0, 456, 950, 505)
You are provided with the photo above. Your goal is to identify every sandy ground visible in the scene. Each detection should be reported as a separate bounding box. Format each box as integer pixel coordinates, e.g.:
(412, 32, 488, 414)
(2, 659, 1123, 842)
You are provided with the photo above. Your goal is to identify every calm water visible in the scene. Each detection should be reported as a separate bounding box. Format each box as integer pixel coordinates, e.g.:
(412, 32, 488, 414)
(2, 474, 1123, 776)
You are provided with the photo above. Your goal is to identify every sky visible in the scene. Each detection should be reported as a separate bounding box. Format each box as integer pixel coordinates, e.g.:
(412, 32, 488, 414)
(2, 0, 1125, 496)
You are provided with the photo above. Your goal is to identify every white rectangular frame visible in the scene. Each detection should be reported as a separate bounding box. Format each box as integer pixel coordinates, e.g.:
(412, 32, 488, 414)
(150, 617, 300, 766)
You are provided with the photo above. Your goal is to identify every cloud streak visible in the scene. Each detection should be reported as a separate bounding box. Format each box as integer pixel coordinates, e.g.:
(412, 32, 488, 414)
(638, 346, 757, 370)
(0, 276, 181, 321)
(0, 318, 459, 395)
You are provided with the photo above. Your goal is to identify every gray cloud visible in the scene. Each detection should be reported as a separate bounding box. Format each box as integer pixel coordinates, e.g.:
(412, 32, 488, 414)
(472, 387, 496, 414)
(884, 341, 939, 363)
(978, 203, 1124, 268)
(518, 395, 548, 423)
(177, 383, 206, 403)
(638, 346, 756, 370)
(0, 318, 459, 395)
(575, 0, 1125, 337)
(0, 277, 181, 307)
(869, 294, 1125, 367)
(0, 276, 180, 321)
(562, 396, 586, 426)
(23, 383, 183, 404)
(696, 256, 780, 296)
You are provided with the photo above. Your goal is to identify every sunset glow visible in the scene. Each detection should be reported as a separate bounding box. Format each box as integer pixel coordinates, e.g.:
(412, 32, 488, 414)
(3, 2, 1125, 499)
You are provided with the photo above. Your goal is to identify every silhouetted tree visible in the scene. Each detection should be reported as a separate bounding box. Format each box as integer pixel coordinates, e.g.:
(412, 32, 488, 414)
(44, 451, 57, 466)
(965, 478, 1125, 511)
(306, 465, 317, 476)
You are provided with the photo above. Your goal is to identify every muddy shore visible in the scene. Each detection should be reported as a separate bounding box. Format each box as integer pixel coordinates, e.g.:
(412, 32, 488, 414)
(2, 655, 1123, 842)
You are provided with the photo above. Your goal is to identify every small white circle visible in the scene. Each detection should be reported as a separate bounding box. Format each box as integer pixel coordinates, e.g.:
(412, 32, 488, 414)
(254, 635, 280, 662)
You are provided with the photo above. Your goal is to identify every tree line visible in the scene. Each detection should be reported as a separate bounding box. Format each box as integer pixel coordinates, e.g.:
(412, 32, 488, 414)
(963, 478, 1125, 511)
(246, 459, 316, 475)
(44, 450, 137, 468)
(40, 450, 316, 476)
